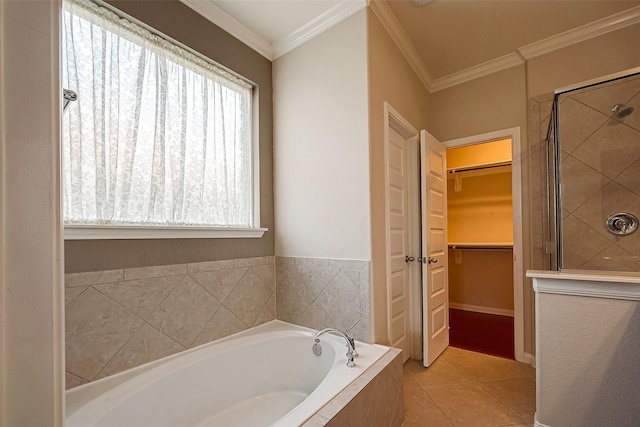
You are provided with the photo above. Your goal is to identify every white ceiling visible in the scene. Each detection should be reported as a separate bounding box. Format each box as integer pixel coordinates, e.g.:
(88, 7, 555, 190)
(212, 0, 345, 43)
(180, 0, 640, 90)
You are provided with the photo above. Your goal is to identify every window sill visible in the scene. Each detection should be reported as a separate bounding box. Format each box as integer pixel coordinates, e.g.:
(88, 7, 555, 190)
(64, 225, 268, 240)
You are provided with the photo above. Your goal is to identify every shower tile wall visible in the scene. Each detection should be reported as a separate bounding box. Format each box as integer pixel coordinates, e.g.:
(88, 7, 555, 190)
(275, 257, 370, 343)
(65, 256, 275, 389)
(530, 74, 640, 271)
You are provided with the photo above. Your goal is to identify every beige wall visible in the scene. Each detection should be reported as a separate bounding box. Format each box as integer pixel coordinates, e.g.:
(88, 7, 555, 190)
(449, 250, 514, 312)
(1, 1, 65, 425)
(65, 0, 274, 273)
(368, 8, 430, 345)
(447, 172, 513, 244)
(273, 10, 370, 260)
(527, 24, 640, 98)
(537, 290, 640, 426)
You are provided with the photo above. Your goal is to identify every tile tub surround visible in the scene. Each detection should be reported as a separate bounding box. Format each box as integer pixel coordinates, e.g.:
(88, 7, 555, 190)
(302, 348, 403, 427)
(276, 257, 370, 342)
(65, 256, 275, 389)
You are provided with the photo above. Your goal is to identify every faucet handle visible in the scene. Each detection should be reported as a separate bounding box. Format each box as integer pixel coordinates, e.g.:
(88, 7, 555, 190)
(345, 329, 358, 357)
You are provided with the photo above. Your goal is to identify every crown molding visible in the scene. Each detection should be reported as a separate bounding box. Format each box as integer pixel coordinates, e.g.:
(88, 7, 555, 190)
(181, 0, 367, 61)
(430, 53, 525, 92)
(180, 0, 274, 60)
(274, 1, 366, 58)
(368, 0, 433, 91)
(518, 5, 640, 60)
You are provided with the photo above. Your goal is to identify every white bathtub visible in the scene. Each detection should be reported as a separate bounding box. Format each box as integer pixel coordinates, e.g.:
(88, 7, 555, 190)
(66, 321, 390, 427)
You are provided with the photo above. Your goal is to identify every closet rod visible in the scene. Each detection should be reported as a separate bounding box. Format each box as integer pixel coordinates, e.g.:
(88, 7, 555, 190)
(447, 162, 510, 174)
(448, 245, 513, 251)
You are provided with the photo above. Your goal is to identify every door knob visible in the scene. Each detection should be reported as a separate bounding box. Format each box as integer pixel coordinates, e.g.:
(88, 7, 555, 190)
(427, 257, 438, 264)
(405, 256, 415, 263)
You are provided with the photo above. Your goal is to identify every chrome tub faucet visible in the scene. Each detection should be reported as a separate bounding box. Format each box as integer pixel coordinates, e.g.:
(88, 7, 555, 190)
(314, 328, 357, 367)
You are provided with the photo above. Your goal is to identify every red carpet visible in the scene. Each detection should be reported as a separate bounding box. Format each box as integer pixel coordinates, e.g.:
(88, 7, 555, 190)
(449, 308, 514, 360)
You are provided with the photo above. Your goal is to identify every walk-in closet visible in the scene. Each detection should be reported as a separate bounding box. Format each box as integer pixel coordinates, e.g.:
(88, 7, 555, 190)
(446, 139, 515, 359)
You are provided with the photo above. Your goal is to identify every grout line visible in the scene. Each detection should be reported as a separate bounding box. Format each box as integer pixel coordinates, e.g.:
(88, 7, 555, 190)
(189, 303, 224, 348)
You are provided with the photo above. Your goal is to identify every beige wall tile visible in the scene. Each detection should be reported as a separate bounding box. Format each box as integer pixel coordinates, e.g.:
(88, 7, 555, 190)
(588, 244, 640, 272)
(573, 181, 640, 240)
(65, 372, 88, 390)
(192, 306, 249, 347)
(297, 300, 334, 331)
(276, 257, 370, 340)
(294, 257, 329, 267)
(65, 287, 143, 380)
(223, 269, 272, 326)
(253, 294, 276, 327)
(250, 264, 276, 292)
(616, 157, 640, 196)
(558, 97, 608, 154)
(275, 256, 295, 267)
(124, 263, 187, 280)
(562, 214, 615, 268)
(96, 323, 184, 380)
(276, 269, 316, 322)
(65, 286, 87, 304)
(94, 275, 183, 320)
(560, 155, 610, 213)
(147, 276, 220, 347)
(187, 259, 234, 274)
(326, 259, 368, 270)
(571, 74, 640, 117)
(289, 265, 339, 297)
(315, 271, 360, 330)
(65, 256, 278, 388)
(65, 269, 123, 288)
(234, 256, 272, 267)
(190, 268, 247, 302)
(572, 121, 640, 179)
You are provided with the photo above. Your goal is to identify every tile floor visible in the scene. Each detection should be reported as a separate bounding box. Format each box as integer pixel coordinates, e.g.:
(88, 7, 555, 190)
(402, 347, 536, 427)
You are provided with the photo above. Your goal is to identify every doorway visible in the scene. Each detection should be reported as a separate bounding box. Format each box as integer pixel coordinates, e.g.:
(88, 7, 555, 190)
(446, 139, 515, 359)
(444, 127, 530, 363)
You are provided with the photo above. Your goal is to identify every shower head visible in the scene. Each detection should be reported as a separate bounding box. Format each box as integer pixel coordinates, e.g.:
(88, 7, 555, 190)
(612, 103, 634, 119)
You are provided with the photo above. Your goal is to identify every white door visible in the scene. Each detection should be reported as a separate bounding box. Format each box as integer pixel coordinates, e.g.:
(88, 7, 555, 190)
(420, 130, 449, 367)
(386, 127, 411, 361)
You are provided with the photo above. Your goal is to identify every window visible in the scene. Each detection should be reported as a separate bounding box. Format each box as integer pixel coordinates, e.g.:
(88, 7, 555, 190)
(61, 0, 263, 239)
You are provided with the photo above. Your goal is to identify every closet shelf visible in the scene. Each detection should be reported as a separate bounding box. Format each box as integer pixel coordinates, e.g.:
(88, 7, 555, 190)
(448, 242, 513, 250)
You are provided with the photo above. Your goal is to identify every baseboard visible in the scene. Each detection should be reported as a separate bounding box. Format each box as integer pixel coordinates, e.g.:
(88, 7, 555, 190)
(450, 303, 514, 317)
(524, 352, 536, 368)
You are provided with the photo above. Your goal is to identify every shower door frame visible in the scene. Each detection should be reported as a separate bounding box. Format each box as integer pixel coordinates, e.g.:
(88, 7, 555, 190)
(443, 126, 526, 364)
(551, 66, 640, 272)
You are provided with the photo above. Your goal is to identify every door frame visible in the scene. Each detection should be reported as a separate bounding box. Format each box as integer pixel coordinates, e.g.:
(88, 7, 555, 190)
(383, 102, 422, 359)
(443, 127, 526, 363)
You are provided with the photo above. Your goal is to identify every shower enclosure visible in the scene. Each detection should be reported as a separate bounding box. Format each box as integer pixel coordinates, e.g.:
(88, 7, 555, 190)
(542, 68, 640, 272)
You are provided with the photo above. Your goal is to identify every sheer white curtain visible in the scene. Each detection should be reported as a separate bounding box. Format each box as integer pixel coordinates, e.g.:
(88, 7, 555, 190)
(62, 0, 253, 228)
